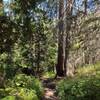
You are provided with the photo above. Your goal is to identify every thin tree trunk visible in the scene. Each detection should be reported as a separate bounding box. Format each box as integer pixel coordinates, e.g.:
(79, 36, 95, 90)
(84, 0, 88, 64)
(84, 0, 87, 15)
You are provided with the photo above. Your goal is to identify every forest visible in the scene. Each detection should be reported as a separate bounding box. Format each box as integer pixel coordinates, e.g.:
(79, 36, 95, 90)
(0, 0, 100, 100)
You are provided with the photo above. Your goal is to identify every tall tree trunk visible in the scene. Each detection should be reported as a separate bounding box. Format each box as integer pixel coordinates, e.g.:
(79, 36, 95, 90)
(83, 0, 89, 64)
(84, 0, 87, 15)
(56, 0, 65, 77)
(0, 0, 4, 15)
(64, 0, 74, 76)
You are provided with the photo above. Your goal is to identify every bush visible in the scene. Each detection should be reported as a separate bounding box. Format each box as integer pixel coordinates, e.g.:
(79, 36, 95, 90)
(1, 88, 38, 100)
(2, 87, 39, 100)
(0, 74, 44, 100)
(1, 96, 16, 100)
(57, 76, 100, 100)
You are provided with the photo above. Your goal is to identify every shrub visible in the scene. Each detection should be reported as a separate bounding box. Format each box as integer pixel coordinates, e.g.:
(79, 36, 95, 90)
(4, 74, 43, 99)
(1, 88, 38, 100)
(1, 96, 16, 100)
(57, 76, 100, 100)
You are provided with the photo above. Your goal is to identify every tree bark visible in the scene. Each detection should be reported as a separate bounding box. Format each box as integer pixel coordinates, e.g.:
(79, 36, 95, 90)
(0, 0, 4, 15)
(84, 0, 88, 15)
(56, 0, 65, 77)
(64, 0, 74, 76)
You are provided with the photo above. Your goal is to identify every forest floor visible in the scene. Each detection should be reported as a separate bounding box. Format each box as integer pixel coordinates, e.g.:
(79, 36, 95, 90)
(41, 78, 61, 100)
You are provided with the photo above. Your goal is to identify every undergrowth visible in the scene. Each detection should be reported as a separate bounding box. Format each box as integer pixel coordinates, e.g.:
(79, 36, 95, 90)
(56, 63, 100, 100)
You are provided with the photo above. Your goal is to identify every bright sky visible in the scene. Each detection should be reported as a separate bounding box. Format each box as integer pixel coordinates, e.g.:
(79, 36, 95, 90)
(4, 0, 9, 1)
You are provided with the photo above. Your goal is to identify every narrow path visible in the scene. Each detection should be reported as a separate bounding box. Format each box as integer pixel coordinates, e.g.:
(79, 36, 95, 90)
(41, 78, 59, 100)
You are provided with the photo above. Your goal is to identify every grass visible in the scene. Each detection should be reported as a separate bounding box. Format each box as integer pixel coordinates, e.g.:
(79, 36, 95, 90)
(76, 62, 100, 77)
(42, 71, 55, 78)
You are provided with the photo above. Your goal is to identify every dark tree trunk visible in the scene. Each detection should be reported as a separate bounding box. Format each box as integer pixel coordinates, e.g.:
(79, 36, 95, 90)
(84, 0, 87, 15)
(56, 0, 65, 77)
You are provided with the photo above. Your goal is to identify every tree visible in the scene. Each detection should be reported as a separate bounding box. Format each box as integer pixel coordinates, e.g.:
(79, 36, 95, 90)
(84, 0, 88, 15)
(56, 0, 65, 77)
(56, 0, 75, 77)
(0, 0, 4, 15)
(64, 0, 75, 76)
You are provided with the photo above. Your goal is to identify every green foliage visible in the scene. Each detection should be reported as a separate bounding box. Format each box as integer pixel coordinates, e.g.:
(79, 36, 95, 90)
(0, 0, 57, 77)
(0, 89, 7, 98)
(57, 77, 100, 100)
(76, 63, 100, 77)
(16, 88, 38, 100)
(7, 74, 44, 99)
(56, 64, 100, 100)
(1, 96, 16, 100)
(1, 88, 38, 100)
(42, 71, 55, 78)
(0, 74, 43, 100)
(72, 41, 82, 50)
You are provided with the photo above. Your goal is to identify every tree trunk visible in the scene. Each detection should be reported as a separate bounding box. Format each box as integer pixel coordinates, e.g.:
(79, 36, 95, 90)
(84, 0, 87, 15)
(0, 0, 4, 15)
(56, 0, 65, 77)
(64, 0, 74, 76)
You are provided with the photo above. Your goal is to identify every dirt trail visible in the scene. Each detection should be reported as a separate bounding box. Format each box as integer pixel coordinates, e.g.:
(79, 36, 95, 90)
(41, 78, 59, 100)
